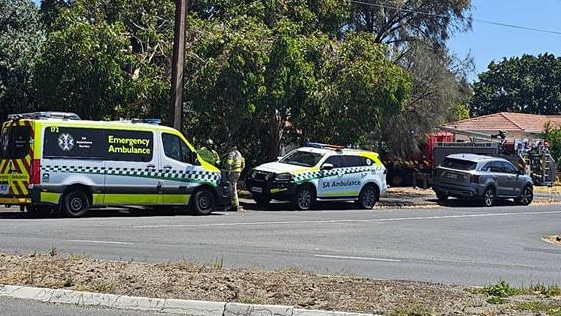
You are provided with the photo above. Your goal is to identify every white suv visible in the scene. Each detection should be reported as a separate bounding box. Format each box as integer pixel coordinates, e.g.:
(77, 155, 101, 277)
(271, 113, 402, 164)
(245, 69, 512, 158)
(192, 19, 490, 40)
(245, 143, 387, 210)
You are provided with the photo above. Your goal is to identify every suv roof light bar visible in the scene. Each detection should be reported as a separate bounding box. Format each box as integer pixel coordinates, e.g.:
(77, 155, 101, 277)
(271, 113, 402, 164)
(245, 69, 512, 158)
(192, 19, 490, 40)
(306, 142, 346, 150)
(7, 112, 81, 121)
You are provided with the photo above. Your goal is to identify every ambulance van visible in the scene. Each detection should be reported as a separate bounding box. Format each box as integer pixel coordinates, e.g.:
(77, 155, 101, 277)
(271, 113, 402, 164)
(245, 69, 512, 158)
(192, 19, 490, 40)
(0, 112, 232, 217)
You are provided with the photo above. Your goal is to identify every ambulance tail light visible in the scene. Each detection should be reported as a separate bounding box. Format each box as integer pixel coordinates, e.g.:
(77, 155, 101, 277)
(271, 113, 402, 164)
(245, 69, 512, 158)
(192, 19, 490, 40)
(30, 159, 41, 185)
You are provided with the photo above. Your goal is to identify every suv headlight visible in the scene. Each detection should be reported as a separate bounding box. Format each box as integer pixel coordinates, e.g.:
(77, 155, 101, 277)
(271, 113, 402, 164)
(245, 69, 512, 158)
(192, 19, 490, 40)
(249, 170, 258, 179)
(274, 173, 293, 181)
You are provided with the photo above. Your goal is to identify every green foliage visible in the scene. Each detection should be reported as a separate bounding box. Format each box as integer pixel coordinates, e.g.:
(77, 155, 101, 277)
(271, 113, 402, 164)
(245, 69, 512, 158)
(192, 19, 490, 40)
(543, 122, 561, 170)
(480, 281, 517, 304)
(470, 53, 561, 116)
(185, 5, 411, 163)
(0, 0, 44, 121)
(211, 256, 224, 270)
(390, 303, 433, 316)
(380, 41, 472, 158)
(342, 0, 474, 159)
(33, 0, 173, 120)
(528, 283, 561, 297)
(96, 281, 116, 293)
(348, 0, 472, 48)
(515, 301, 561, 315)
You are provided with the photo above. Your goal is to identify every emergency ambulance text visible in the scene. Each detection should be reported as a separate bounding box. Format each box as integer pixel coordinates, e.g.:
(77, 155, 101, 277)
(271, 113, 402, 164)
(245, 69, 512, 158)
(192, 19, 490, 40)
(107, 135, 151, 155)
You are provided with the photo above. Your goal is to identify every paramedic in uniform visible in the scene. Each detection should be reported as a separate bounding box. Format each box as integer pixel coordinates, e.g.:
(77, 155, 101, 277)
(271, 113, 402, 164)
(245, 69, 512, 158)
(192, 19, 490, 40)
(198, 139, 221, 167)
(224, 145, 245, 211)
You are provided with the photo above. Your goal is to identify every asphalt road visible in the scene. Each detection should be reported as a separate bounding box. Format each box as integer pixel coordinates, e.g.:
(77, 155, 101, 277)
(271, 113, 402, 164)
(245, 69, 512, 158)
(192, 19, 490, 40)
(0, 199, 560, 287)
(0, 296, 160, 316)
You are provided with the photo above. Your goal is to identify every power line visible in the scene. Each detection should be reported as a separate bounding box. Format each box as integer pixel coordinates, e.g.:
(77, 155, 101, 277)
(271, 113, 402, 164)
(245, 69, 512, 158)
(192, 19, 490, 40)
(473, 18, 561, 35)
(350, 0, 561, 36)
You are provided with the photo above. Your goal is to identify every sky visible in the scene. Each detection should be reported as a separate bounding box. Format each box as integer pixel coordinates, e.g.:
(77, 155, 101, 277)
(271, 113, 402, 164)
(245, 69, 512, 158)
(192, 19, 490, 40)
(448, 0, 561, 82)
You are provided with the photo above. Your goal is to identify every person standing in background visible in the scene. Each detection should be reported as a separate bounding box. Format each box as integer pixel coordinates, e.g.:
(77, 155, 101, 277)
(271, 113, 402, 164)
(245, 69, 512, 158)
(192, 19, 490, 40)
(224, 145, 245, 211)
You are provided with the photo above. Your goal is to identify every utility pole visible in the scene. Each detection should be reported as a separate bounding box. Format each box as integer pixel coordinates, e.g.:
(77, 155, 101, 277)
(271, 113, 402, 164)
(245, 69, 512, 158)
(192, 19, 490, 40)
(169, 0, 187, 129)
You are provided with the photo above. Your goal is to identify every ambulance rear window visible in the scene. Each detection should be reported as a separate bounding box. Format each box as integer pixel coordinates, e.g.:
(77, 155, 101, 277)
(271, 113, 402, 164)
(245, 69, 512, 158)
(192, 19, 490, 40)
(0, 125, 31, 159)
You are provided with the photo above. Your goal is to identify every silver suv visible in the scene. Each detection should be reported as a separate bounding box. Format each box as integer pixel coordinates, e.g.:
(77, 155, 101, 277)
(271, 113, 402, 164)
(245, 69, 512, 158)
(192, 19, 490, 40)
(432, 154, 533, 206)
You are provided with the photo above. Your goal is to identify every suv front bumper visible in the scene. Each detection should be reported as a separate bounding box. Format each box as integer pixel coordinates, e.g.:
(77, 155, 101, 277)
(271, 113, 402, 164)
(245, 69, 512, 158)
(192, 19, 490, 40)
(245, 179, 297, 201)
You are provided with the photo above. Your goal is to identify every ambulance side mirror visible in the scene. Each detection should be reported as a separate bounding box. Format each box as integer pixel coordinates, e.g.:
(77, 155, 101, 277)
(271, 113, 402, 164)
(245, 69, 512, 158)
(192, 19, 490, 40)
(321, 163, 334, 170)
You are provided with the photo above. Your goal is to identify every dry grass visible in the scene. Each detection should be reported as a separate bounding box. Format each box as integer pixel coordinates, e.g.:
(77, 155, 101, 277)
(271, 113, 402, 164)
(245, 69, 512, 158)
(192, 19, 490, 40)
(1, 252, 561, 315)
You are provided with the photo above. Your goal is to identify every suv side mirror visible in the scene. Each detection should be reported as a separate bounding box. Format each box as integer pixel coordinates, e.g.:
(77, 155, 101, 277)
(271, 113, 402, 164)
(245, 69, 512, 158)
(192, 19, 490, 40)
(321, 163, 334, 170)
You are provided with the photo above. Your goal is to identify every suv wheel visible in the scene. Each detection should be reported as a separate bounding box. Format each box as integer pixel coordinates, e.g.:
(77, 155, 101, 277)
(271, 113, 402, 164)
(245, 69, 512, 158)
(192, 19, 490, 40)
(482, 187, 495, 207)
(436, 191, 448, 201)
(293, 185, 316, 210)
(357, 184, 379, 209)
(515, 185, 533, 205)
(253, 193, 271, 206)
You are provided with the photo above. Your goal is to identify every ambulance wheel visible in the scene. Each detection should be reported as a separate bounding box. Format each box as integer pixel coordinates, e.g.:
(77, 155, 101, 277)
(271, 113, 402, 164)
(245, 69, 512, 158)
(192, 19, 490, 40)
(357, 184, 379, 209)
(192, 189, 215, 215)
(62, 189, 90, 218)
(293, 184, 316, 210)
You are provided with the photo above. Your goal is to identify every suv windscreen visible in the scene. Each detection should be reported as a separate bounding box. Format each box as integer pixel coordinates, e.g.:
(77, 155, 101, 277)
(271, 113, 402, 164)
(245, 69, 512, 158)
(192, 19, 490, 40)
(0, 125, 31, 159)
(440, 158, 477, 171)
(279, 150, 323, 167)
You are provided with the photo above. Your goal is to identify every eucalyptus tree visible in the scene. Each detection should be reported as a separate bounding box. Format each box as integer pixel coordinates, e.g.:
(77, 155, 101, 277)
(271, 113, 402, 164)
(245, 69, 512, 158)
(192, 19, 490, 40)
(345, 0, 474, 158)
(0, 0, 44, 121)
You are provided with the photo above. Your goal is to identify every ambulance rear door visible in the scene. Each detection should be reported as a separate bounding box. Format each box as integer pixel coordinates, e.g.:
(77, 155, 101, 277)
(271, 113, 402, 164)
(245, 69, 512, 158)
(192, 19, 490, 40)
(0, 120, 34, 205)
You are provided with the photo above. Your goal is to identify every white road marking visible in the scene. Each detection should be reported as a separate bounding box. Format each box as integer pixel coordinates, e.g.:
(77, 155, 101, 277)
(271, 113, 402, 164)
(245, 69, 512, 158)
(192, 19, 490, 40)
(315, 254, 401, 262)
(67, 240, 134, 245)
(135, 210, 561, 228)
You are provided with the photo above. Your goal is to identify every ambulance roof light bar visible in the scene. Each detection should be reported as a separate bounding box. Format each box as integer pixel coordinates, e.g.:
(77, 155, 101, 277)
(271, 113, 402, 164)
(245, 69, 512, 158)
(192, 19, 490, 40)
(7, 112, 81, 120)
(131, 118, 161, 125)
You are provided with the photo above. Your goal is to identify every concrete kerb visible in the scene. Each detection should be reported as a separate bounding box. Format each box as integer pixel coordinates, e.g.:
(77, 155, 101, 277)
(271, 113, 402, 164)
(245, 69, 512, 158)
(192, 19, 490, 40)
(0, 284, 380, 316)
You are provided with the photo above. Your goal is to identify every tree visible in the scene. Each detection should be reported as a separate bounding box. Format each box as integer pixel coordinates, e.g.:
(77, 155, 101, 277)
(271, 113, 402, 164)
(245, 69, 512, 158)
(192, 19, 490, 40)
(543, 122, 561, 170)
(33, 0, 174, 120)
(348, 0, 472, 48)
(469, 54, 561, 116)
(343, 0, 473, 158)
(380, 41, 471, 157)
(0, 0, 44, 121)
(183, 10, 411, 163)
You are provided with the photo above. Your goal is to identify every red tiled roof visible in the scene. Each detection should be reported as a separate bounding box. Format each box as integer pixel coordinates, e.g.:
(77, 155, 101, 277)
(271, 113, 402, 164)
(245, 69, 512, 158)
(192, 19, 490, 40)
(441, 112, 561, 133)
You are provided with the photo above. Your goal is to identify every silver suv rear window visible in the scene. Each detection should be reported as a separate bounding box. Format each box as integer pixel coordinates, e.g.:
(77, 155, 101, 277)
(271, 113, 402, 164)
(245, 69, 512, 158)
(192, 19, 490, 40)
(440, 158, 477, 171)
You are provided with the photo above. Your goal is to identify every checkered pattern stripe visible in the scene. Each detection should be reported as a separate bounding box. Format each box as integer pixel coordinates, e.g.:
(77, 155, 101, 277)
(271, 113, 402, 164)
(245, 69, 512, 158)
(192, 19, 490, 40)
(41, 165, 221, 183)
(293, 166, 383, 183)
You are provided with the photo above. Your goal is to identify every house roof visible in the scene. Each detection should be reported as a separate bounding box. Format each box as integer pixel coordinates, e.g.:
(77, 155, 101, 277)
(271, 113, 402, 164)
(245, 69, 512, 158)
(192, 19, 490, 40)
(440, 112, 561, 133)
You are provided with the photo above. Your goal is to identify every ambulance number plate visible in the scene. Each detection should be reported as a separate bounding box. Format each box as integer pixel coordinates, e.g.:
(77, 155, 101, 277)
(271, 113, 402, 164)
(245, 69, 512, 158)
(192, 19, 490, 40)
(251, 186, 263, 193)
(0, 182, 8, 195)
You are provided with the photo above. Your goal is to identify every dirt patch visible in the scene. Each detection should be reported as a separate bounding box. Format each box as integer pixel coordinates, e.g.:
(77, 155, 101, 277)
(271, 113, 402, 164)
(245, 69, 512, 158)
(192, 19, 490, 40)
(542, 235, 561, 247)
(1, 252, 560, 315)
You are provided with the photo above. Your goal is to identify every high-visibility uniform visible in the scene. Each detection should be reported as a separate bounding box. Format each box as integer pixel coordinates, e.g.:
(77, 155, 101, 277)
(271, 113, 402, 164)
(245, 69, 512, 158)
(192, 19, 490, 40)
(224, 149, 245, 209)
(198, 146, 221, 167)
